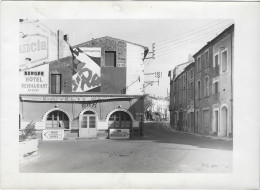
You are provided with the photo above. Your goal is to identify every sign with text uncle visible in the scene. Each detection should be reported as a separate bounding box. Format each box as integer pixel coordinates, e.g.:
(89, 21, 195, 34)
(19, 64, 49, 94)
(19, 34, 48, 70)
(72, 47, 101, 92)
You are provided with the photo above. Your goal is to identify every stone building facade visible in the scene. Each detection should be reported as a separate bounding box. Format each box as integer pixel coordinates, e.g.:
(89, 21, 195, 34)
(169, 24, 234, 138)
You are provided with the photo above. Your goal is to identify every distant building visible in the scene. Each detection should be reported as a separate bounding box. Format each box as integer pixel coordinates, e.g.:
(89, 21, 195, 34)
(19, 20, 149, 139)
(144, 95, 169, 121)
(168, 61, 195, 131)
(169, 24, 234, 138)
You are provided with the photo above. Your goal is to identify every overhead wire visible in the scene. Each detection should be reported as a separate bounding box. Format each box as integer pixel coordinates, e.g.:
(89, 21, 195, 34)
(155, 23, 233, 58)
(155, 19, 224, 44)
(155, 21, 233, 52)
(156, 19, 233, 46)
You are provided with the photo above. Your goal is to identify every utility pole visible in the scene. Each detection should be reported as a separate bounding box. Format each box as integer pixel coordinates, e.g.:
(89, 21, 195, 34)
(143, 71, 162, 89)
(144, 43, 155, 60)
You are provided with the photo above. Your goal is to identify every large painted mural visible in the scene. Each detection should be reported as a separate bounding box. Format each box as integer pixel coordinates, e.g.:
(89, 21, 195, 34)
(71, 47, 101, 92)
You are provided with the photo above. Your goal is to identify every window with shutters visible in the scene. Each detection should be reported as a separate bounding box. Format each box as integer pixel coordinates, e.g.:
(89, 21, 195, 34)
(197, 57, 201, 72)
(221, 50, 228, 72)
(197, 80, 201, 99)
(204, 76, 209, 97)
(205, 51, 209, 68)
(51, 74, 61, 94)
(213, 81, 219, 94)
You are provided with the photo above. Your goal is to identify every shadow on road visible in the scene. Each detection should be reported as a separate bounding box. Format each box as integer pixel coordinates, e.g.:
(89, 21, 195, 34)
(132, 123, 233, 151)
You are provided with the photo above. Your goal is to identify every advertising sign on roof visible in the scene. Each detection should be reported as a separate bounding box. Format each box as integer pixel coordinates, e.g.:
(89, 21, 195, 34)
(19, 34, 48, 70)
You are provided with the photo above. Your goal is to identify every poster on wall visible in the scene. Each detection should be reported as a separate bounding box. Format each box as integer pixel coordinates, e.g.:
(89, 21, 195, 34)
(71, 47, 101, 92)
(19, 64, 49, 94)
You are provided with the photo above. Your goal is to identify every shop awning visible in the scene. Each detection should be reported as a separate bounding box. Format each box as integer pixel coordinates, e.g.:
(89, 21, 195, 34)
(20, 94, 144, 102)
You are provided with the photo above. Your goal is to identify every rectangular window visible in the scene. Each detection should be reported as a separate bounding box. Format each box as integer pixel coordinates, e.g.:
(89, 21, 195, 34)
(205, 51, 209, 68)
(51, 74, 61, 94)
(204, 76, 209, 97)
(179, 88, 182, 104)
(105, 51, 116, 67)
(191, 69, 193, 78)
(214, 54, 219, 67)
(187, 70, 190, 79)
(197, 80, 201, 99)
(183, 86, 186, 102)
(214, 81, 219, 94)
(222, 50, 228, 72)
(191, 82, 194, 98)
(197, 57, 201, 72)
(183, 73, 186, 86)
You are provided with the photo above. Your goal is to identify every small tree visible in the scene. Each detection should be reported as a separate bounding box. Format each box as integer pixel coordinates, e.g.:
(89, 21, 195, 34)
(19, 121, 37, 141)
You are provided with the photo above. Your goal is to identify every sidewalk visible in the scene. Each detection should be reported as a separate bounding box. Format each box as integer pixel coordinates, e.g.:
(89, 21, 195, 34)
(167, 127, 233, 142)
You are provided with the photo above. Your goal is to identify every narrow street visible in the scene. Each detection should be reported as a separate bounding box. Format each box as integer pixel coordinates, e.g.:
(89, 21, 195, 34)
(20, 122, 232, 173)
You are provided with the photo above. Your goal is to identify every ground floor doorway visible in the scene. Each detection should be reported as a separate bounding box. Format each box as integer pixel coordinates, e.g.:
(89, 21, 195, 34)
(79, 111, 97, 138)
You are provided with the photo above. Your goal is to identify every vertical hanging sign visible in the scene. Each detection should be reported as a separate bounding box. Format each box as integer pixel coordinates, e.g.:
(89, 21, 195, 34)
(71, 47, 101, 92)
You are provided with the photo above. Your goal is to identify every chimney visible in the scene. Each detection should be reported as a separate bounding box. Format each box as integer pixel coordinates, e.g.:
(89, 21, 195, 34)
(64, 34, 69, 43)
(188, 54, 194, 62)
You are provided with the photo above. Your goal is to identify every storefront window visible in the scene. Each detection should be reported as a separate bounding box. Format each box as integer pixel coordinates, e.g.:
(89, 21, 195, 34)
(46, 110, 69, 129)
(108, 111, 132, 128)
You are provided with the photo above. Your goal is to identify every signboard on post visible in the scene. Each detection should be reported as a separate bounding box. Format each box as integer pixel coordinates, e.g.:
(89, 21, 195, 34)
(42, 130, 64, 141)
(109, 129, 130, 139)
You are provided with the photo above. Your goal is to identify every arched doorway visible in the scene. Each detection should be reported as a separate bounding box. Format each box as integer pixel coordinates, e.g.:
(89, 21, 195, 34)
(79, 110, 97, 138)
(220, 106, 228, 136)
(108, 111, 132, 129)
(214, 110, 219, 135)
(46, 110, 70, 129)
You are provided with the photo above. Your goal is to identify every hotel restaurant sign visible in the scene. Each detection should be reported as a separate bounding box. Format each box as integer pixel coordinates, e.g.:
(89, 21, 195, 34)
(19, 64, 49, 94)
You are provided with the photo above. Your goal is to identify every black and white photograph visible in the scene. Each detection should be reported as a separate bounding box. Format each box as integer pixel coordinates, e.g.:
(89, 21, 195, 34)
(1, 1, 260, 189)
(18, 19, 234, 173)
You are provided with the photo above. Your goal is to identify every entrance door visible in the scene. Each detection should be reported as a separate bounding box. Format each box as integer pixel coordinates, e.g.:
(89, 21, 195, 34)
(190, 112, 194, 133)
(214, 110, 219, 134)
(80, 111, 97, 138)
(203, 109, 210, 134)
(221, 106, 228, 136)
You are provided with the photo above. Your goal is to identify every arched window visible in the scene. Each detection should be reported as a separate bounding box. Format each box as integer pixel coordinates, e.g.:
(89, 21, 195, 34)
(46, 110, 69, 129)
(108, 111, 132, 129)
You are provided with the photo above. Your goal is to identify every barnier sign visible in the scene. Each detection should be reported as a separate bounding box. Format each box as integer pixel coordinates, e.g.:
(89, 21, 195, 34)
(19, 34, 48, 69)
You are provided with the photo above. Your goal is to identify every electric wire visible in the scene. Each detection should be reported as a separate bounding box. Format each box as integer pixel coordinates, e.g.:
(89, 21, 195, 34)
(155, 23, 233, 57)
(156, 19, 233, 45)
(155, 22, 233, 53)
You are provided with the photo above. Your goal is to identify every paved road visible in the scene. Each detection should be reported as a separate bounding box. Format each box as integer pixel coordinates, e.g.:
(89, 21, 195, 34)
(20, 123, 232, 173)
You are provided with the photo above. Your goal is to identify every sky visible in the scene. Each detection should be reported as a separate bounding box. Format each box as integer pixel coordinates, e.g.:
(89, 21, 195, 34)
(41, 19, 233, 97)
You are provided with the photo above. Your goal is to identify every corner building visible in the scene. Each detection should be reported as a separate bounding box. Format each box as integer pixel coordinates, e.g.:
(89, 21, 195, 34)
(19, 20, 148, 139)
(193, 24, 234, 137)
